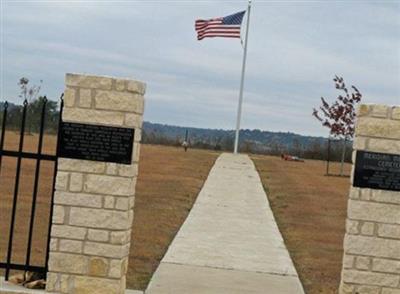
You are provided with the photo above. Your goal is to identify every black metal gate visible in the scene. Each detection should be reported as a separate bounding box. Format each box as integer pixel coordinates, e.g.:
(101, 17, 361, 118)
(0, 95, 63, 280)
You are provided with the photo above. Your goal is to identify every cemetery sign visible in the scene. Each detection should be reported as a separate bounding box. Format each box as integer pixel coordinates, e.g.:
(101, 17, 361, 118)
(353, 150, 400, 192)
(58, 122, 135, 164)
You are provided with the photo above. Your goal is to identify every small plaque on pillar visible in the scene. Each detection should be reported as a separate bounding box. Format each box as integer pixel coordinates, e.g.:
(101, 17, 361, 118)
(58, 122, 135, 164)
(353, 150, 400, 192)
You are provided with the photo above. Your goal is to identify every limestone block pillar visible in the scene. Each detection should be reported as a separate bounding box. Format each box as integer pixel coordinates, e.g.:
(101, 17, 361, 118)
(339, 104, 400, 293)
(46, 73, 145, 294)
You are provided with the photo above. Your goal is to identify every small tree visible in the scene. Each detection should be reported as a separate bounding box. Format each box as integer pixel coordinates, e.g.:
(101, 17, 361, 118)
(18, 77, 42, 134)
(313, 76, 362, 175)
(18, 77, 42, 103)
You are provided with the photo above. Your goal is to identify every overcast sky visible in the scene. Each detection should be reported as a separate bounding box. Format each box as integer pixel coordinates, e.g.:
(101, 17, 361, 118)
(1, 0, 399, 136)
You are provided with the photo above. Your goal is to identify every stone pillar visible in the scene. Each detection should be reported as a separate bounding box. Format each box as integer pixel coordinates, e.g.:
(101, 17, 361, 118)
(46, 73, 145, 294)
(339, 104, 400, 293)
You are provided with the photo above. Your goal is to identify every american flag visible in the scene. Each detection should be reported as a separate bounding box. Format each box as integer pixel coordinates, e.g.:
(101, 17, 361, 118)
(195, 11, 246, 41)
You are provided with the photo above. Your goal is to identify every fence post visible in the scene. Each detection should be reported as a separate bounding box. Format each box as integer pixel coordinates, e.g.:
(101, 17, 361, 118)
(46, 73, 145, 294)
(339, 104, 400, 293)
(0, 101, 8, 170)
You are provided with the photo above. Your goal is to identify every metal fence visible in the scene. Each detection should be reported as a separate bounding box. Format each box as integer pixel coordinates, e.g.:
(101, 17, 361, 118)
(0, 95, 63, 280)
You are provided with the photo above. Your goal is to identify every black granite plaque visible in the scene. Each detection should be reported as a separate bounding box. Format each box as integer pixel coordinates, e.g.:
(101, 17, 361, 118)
(58, 122, 135, 164)
(353, 150, 400, 192)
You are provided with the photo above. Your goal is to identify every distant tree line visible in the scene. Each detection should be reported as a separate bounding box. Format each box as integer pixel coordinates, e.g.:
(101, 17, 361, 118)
(0, 98, 351, 162)
(142, 130, 352, 162)
(142, 131, 235, 152)
(0, 97, 60, 134)
(0, 102, 351, 162)
(1, 99, 351, 163)
(0, 77, 60, 134)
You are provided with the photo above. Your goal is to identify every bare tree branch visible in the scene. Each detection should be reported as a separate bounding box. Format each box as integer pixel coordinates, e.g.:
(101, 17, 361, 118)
(312, 76, 362, 139)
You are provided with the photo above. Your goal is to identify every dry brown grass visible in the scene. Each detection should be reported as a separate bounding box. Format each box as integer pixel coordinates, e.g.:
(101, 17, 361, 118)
(251, 154, 351, 294)
(0, 132, 219, 291)
(0, 132, 57, 271)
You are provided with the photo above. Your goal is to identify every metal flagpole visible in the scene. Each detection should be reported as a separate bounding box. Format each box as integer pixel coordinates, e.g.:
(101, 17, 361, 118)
(234, 0, 252, 154)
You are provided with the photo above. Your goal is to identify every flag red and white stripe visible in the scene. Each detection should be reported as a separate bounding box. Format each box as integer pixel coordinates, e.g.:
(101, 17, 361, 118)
(195, 13, 244, 40)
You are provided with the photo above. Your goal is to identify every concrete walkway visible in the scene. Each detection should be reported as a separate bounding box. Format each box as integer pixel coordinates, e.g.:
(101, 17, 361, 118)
(146, 154, 304, 294)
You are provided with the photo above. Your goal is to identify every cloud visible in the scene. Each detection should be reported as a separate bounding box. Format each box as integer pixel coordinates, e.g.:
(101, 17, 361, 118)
(1, 0, 399, 137)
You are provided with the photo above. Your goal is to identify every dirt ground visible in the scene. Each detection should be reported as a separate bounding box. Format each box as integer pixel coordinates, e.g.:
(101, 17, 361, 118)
(251, 155, 351, 294)
(0, 132, 219, 291)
